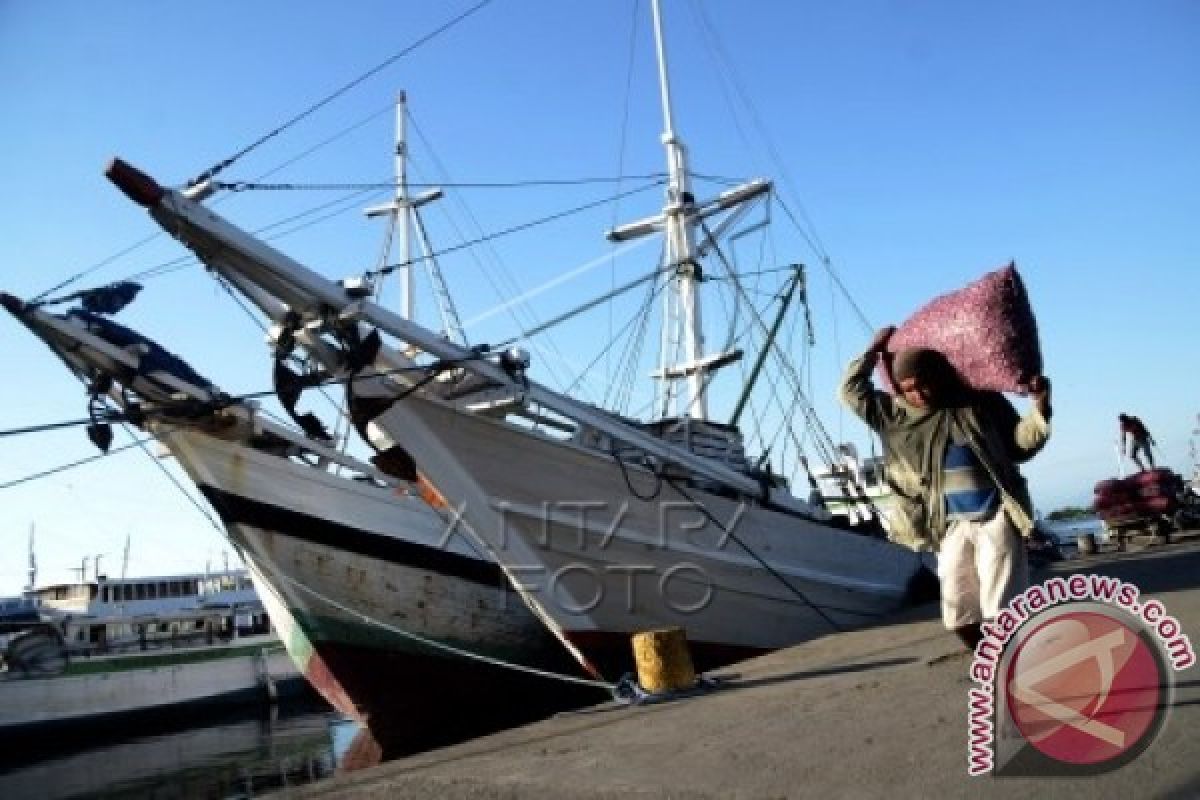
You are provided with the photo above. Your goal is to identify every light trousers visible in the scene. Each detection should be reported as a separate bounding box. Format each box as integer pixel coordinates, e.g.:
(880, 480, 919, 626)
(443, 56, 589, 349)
(937, 508, 1029, 629)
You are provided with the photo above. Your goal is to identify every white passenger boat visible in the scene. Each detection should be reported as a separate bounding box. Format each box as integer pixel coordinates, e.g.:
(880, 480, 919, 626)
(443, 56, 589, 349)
(0, 568, 302, 734)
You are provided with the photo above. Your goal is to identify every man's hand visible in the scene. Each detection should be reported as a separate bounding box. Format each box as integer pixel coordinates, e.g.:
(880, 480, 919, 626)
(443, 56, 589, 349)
(868, 326, 896, 356)
(1029, 375, 1052, 419)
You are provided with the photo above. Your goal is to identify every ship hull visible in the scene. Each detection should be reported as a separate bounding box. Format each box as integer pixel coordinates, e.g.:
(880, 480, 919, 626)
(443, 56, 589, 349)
(362, 391, 927, 678)
(163, 429, 584, 730)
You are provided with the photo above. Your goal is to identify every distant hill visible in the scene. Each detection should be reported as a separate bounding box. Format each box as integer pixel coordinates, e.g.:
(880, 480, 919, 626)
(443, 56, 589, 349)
(1045, 506, 1096, 521)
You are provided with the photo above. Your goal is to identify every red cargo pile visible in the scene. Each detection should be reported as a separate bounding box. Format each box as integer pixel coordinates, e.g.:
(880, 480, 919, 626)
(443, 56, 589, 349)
(880, 262, 1043, 395)
(1092, 469, 1183, 523)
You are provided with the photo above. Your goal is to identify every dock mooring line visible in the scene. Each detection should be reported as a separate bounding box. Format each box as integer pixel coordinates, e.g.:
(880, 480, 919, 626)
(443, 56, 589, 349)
(253, 558, 616, 692)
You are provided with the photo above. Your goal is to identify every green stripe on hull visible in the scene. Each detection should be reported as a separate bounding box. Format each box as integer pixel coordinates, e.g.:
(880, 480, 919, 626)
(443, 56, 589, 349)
(288, 608, 552, 666)
(65, 642, 285, 675)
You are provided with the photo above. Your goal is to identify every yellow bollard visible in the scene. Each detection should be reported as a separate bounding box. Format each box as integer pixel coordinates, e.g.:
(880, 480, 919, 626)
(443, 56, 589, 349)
(631, 627, 697, 694)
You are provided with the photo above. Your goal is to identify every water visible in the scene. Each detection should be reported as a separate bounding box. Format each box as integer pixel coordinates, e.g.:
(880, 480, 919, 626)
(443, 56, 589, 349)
(0, 697, 356, 799)
(0, 680, 599, 798)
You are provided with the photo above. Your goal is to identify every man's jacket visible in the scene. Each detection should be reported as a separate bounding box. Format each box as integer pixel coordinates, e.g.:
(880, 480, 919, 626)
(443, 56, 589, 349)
(839, 349, 1051, 550)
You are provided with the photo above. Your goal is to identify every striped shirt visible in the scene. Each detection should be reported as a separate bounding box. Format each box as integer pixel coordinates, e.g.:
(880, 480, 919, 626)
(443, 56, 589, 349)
(943, 440, 998, 520)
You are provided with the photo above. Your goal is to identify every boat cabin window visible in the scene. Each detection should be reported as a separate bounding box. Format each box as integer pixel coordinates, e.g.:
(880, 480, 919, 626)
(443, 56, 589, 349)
(135, 584, 146, 600)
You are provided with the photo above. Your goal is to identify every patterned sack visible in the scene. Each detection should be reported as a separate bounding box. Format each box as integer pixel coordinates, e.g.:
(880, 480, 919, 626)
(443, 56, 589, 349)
(1092, 471, 1181, 517)
(880, 262, 1042, 394)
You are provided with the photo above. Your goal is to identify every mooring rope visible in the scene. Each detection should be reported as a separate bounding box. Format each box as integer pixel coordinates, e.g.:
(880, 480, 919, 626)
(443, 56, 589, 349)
(252, 555, 615, 691)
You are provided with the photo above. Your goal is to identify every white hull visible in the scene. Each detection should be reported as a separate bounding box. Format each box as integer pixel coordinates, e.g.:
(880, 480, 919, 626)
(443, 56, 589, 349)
(0, 640, 297, 731)
(160, 429, 575, 720)
(363, 391, 926, 670)
(0, 294, 585, 729)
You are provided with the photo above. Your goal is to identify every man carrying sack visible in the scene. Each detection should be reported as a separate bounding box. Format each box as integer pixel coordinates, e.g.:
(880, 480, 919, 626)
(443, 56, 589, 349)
(840, 327, 1052, 650)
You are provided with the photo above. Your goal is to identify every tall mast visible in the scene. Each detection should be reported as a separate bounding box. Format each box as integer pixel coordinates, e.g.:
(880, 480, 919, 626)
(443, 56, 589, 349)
(652, 0, 706, 419)
(396, 92, 414, 320)
(365, 92, 466, 344)
(367, 92, 415, 320)
(25, 523, 36, 592)
(609, 1, 768, 420)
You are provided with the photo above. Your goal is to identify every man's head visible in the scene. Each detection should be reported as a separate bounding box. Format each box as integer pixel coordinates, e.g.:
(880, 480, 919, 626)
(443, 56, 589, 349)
(892, 347, 957, 410)
(1118, 413, 1130, 423)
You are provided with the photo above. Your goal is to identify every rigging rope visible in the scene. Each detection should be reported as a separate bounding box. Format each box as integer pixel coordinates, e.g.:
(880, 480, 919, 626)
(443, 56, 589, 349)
(608, 270, 660, 413)
(607, 0, 643, 389)
(773, 199, 873, 335)
(41, 379, 614, 692)
(0, 438, 149, 491)
(184, 0, 496, 188)
(121, 421, 224, 533)
(253, 555, 615, 691)
(36, 105, 401, 299)
(659, 474, 846, 632)
(700, 221, 839, 469)
(35, 5, 494, 301)
(0, 416, 126, 439)
(364, 180, 666, 281)
(0, 357, 483, 443)
(211, 275, 354, 425)
(688, 0, 883, 489)
(214, 175, 668, 192)
(568, 280, 666, 401)
(407, 114, 572, 396)
(612, 451, 896, 624)
(32, 234, 162, 304)
(491, 263, 671, 350)
(689, 3, 833, 264)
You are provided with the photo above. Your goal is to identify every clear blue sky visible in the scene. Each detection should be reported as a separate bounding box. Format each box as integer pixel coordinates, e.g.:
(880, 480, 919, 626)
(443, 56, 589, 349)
(1, 1, 1197, 594)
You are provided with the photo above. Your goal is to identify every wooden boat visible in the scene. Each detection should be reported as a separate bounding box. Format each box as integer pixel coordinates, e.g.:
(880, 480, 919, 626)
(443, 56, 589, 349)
(100, 1, 934, 679)
(0, 291, 587, 737)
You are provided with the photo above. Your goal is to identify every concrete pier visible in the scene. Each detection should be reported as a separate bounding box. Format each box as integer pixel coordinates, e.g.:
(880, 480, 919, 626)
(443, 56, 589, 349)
(293, 536, 1200, 799)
